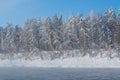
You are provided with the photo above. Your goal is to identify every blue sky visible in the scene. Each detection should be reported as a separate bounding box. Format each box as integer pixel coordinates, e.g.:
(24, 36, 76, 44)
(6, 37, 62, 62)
(0, 0, 120, 26)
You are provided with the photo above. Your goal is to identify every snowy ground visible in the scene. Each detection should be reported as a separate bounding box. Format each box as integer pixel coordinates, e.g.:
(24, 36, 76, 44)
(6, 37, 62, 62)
(0, 49, 120, 68)
(0, 55, 120, 68)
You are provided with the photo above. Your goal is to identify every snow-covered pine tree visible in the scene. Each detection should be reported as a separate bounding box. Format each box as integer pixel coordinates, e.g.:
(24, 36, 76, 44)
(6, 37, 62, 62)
(4, 23, 15, 53)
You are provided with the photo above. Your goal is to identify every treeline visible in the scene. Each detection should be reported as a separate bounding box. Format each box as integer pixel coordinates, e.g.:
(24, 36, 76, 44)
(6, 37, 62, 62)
(0, 8, 120, 54)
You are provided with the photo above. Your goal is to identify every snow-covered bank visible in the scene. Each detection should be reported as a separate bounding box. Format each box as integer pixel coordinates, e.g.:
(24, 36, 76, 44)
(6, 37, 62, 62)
(0, 49, 120, 68)
(0, 55, 120, 68)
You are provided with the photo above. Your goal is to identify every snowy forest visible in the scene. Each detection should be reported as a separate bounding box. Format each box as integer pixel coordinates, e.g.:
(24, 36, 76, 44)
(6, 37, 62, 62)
(0, 8, 120, 60)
